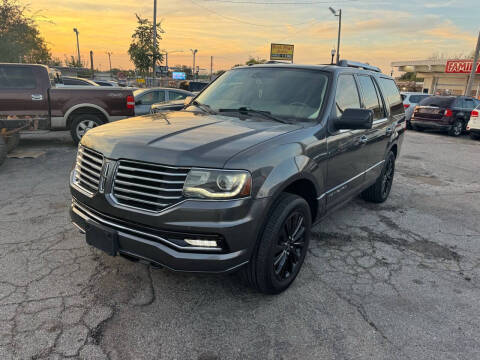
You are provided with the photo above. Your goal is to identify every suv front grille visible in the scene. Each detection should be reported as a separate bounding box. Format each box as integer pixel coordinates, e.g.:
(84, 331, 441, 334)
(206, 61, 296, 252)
(112, 160, 190, 212)
(74, 146, 104, 194)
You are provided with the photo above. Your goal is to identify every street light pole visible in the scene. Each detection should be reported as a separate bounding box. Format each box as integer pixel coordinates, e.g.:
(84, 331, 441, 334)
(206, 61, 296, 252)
(106, 52, 112, 75)
(465, 31, 480, 96)
(331, 48, 336, 65)
(73, 28, 81, 66)
(152, 0, 157, 84)
(329, 7, 342, 65)
(190, 49, 198, 80)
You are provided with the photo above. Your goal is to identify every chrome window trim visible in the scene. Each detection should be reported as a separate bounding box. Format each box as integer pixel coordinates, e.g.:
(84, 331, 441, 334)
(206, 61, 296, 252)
(317, 160, 385, 200)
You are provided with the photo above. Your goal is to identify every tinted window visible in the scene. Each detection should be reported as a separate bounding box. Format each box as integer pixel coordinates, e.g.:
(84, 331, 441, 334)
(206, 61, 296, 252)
(409, 95, 430, 104)
(0, 66, 37, 89)
(419, 96, 455, 108)
(170, 91, 188, 100)
(358, 75, 385, 120)
(335, 74, 361, 118)
(139, 90, 166, 105)
(463, 98, 476, 110)
(379, 78, 403, 115)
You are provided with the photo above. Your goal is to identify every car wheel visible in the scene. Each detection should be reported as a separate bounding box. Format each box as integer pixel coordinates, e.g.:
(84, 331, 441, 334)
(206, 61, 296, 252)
(412, 125, 424, 132)
(469, 132, 480, 140)
(70, 114, 104, 144)
(362, 151, 396, 203)
(448, 120, 463, 137)
(240, 193, 311, 294)
(6, 133, 20, 153)
(0, 135, 6, 167)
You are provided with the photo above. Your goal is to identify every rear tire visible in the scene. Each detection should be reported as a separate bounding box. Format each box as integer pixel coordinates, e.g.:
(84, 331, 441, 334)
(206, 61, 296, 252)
(0, 136, 7, 167)
(6, 133, 20, 153)
(70, 114, 104, 144)
(362, 151, 396, 203)
(448, 120, 463, 137)
(240, 193, 312, 294)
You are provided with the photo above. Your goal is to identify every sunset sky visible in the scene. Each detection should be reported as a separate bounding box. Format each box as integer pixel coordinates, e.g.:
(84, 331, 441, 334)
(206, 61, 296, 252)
(27, 0, 479, 74)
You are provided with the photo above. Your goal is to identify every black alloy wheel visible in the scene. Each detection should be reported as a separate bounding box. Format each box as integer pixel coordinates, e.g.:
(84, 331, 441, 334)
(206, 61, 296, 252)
(381, 155, 395, 199)
(449, 120, 463, 137)
(273, 211, 307, 281)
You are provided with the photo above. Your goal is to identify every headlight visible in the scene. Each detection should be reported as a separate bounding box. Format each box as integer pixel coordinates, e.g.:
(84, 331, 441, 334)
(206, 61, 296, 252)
(183, 169, 252, 199)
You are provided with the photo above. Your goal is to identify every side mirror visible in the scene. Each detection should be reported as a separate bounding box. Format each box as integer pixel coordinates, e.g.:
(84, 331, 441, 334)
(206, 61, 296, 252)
(183, 96, 193, 106)
(335, 108, 373, 130)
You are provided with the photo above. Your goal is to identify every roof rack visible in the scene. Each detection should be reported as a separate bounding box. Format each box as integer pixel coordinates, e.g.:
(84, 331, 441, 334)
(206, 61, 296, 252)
(338, 60, 381, 73)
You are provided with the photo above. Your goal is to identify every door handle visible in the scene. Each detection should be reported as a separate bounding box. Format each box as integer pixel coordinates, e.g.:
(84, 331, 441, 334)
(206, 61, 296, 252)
(359, 135, 368, 144)
(31, 94, 43, 101)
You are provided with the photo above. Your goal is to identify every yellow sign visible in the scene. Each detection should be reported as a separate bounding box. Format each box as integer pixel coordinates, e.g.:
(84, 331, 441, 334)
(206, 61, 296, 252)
(136, 78, 145, 84)
(270, 43, 294, 62)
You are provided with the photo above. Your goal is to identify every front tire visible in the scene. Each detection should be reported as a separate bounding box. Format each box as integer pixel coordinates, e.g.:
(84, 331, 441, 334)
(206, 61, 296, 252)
(362, 151, 396, 203)
(241, 193, 312, 294)
(70, 114, 104, 144)
(469, 132, 480, 140)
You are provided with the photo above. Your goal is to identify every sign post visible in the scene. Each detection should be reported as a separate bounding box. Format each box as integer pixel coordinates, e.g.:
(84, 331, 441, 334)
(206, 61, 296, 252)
(270, 43, 294, 63)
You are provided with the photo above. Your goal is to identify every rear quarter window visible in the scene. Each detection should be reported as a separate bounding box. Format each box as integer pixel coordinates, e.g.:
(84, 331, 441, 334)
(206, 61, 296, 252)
(378, 78, 403, 116)
(0, 66, 37, 89)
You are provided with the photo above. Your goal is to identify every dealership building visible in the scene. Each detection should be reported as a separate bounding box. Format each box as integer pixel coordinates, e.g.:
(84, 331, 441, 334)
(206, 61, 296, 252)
(391, 59, 480, 97)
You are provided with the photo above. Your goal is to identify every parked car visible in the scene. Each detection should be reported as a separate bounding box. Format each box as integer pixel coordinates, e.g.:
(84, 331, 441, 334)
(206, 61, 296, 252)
(150, 99, 187, 114)
(94, 80, 120, 87)
(179, 80, 209, 93)
(401, 92, 431, 129)
(133, 88, 193, 115)
(411, 95, 480, 136)
(60, 76, 99, 87)
(466, 105, 480, 140)
(0, 63, 135, 156)
(70, 60, 405, 294)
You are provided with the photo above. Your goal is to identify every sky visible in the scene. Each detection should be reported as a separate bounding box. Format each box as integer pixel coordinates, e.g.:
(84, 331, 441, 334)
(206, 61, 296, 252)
(26, 0, 479, 74)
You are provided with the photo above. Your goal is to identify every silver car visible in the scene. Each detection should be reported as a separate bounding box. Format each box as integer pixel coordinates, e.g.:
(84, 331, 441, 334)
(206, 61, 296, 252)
(133, 88, 194, 116)
(401, 92, 431, 128)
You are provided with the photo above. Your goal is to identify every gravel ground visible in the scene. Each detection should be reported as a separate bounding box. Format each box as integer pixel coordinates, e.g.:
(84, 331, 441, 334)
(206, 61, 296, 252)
(0, 130, 479, 360)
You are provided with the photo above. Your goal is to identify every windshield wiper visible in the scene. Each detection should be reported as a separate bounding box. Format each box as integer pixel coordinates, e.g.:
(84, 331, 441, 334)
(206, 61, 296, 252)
(218, 107, 288, 124)
(191, 100, 217, 115)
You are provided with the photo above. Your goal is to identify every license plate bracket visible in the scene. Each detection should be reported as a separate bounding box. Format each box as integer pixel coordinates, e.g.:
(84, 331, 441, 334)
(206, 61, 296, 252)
(85, 220, 118, 256)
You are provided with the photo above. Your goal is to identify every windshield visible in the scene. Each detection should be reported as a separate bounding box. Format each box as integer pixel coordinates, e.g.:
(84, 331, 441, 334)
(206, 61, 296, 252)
(192, 67, 329, 121)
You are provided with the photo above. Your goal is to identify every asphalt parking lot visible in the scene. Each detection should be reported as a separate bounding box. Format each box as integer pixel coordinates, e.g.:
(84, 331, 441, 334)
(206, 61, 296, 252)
(1, 130, 479, 360)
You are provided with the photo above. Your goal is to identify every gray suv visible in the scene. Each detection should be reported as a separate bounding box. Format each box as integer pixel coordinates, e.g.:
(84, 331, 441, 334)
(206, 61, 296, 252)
(70, 61, 405, 294)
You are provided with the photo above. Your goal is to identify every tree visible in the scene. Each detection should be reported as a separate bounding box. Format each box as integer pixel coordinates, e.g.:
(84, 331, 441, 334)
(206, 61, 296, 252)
(64, 55, 83, 68)
(0, 0, 52, 63)
(245, 57, 267, 65)
(128, 14, 164, 75)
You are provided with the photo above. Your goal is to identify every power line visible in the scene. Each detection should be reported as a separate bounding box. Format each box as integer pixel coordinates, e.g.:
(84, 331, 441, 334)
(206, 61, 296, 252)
(200, 0, 356, 4)
(189, 0, 317, 27)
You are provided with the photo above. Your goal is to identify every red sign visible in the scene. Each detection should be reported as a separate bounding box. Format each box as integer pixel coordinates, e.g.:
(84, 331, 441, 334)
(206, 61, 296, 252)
(445, 60, 480, 74)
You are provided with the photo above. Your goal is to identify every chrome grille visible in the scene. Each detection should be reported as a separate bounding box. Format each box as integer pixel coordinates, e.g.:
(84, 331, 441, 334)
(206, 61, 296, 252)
(112, 160, 189, 212)
(73, 146, 104, 194)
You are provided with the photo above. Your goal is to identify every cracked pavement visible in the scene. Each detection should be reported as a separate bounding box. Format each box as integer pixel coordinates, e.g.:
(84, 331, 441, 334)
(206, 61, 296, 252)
(1, 131, 479, 359)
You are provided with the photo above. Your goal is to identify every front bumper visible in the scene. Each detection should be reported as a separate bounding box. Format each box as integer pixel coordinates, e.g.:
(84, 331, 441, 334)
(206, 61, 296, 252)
(70, 191, 269, 273)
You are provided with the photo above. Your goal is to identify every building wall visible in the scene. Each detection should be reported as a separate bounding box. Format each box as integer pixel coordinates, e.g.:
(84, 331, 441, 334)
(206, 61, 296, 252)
(418, 73, 480, 97)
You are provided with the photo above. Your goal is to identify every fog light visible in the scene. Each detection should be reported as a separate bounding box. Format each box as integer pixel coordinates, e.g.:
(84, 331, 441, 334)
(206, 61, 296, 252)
(184, 239, 218, 247)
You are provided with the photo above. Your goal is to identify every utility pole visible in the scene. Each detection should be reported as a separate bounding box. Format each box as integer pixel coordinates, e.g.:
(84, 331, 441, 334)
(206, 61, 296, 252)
(465, 31, 480, 97)
(190, 49, 198, 80)
(73, 28, 81, 66)
(90, 51, 94, 79)
(152, 0, 157, 84)
(329, 7, 342, 64)
(210, 56, 213, 81)
(106, 52, 112, 75)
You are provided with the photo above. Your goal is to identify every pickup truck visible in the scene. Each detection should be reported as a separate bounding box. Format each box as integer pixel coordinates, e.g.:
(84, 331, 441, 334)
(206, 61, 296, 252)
(0, 63, 135, 165)
(70, 60, 405, 294)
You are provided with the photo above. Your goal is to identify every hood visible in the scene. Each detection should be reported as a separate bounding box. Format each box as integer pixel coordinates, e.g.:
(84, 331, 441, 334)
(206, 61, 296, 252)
(81, 110, 301, 168)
